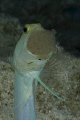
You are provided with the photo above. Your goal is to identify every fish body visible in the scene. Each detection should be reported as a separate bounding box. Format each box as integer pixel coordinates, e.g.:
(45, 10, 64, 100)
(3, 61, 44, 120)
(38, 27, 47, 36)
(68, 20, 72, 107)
(13, 24, 54, 120)
(14, 70, 39, 120)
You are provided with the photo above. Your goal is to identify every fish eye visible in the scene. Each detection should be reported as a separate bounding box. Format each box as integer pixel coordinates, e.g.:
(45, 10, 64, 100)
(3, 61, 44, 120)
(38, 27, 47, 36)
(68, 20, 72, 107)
(39, 59, 41, 60)
(23, 27, 27, 33)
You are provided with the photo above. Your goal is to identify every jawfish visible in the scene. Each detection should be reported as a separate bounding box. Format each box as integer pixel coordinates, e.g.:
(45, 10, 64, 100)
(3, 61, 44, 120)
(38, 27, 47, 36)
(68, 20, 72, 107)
(13, 23, 66, 120)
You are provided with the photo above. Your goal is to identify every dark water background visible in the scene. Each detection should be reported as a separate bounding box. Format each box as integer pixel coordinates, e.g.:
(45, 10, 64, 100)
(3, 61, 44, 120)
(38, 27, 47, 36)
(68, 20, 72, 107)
(0, 0, 80, 60)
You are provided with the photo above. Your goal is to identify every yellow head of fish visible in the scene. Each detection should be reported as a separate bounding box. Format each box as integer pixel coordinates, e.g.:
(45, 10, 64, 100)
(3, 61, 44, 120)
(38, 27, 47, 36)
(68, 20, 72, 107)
(13, 23, 56, 75)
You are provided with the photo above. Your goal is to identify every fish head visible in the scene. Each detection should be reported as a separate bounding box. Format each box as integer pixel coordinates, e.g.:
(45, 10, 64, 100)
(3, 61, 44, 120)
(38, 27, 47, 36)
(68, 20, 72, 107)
(13, 23, 57, 75)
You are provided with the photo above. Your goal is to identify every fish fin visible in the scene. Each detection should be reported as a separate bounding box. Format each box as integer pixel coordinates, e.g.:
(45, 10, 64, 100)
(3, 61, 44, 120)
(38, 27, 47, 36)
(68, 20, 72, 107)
(37, 77, 67, 102)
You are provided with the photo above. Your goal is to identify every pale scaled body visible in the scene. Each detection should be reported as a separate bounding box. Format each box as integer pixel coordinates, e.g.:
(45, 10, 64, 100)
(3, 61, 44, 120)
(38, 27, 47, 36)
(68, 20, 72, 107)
(13, 24, 65, 120)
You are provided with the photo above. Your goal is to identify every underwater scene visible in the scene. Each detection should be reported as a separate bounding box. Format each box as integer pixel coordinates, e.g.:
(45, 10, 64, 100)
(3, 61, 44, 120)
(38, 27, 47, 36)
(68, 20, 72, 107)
(0, 0, 80, 120)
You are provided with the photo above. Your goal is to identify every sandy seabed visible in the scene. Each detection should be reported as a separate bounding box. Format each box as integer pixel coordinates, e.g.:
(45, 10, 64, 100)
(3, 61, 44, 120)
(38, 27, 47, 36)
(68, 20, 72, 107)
(0, 57, 80, 120)
(0, 14, 80, 120)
